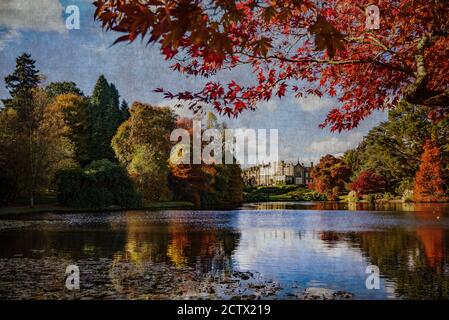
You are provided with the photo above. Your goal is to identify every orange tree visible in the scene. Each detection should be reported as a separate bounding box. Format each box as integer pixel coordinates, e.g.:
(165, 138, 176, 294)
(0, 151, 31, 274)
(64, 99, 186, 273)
(94, 0, 449, 131)
(413, 139, 446, 202)
(310, 154, 351, 200)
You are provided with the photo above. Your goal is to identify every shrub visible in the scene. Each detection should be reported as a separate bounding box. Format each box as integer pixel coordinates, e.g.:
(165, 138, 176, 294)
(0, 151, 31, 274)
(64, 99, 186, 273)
(243, 185, 255, 193)
(303, 191, 327, 201)
(244, 192, 270, 202)
(56, 159, 142, 208)
(287, 189, 327, 201)
(243, 186, 326, 202)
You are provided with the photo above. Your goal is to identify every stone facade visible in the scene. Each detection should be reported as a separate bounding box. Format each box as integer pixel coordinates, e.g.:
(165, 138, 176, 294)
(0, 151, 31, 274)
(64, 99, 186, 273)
(242, 161, 313, 186)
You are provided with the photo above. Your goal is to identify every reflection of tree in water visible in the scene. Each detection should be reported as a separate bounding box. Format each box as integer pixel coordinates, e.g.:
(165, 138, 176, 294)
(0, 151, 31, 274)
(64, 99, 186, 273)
(314, 204, 449, 299)
(347, 206, 449, 299)
(319, 231, 345, 250)
(110, 211, 171, 269)
(250, 201, 449, 215)
(107, 211, 240, 295)
(0, 223, 128, 259)
(110, 211, 240, 273)
(414, 209, 445, 269)
(320, 231, 342, 242)
(416, 228, 445, 269)
(166, 224, 239, 275)
(251, 202, 348, 210)
(352, 231, 449, 299)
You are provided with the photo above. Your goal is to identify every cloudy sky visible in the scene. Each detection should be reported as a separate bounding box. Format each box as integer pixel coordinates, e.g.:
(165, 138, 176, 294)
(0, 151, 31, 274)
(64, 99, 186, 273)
(0, 0, 387, 164)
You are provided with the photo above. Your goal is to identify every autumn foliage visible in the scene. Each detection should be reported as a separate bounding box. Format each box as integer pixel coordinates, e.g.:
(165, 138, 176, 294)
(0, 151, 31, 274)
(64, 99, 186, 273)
(94, 0, 449, 131)
(413, 140, 446, 203)
(349, 170, 386, 197)
(310, 154, 351, 200)
(169, 118, 243, 208)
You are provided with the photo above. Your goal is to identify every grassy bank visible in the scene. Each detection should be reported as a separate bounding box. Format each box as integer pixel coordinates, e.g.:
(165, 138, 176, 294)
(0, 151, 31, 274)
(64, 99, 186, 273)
(0, 201, 194, 216)
(244, 185, 326, 202)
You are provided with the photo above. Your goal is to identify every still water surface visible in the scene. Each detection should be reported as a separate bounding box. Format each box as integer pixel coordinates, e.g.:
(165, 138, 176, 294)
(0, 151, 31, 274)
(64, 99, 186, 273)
(1, 202, 449, 299)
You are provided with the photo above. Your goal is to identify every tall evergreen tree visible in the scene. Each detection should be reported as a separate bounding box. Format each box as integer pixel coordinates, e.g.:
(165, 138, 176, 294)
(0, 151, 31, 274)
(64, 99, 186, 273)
(2, 53, 40, 120)
(109, 83, 120, 113)
(2, 53, 42, 206)
(120, 100, 130, 121)
(106, 82, 122, 141)
(88, 75, 122, 161)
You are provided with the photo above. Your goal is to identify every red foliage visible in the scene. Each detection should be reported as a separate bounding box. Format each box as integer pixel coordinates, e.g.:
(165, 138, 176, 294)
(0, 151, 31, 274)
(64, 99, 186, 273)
(310, 154, 351, 200)
(349, 170, 386, 197)
(94, 0, 449, 131)
(413, 140, 446, 203)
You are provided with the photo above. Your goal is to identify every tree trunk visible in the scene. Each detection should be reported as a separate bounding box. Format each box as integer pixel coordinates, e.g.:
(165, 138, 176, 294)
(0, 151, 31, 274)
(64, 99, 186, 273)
(29, 121, 34, 209)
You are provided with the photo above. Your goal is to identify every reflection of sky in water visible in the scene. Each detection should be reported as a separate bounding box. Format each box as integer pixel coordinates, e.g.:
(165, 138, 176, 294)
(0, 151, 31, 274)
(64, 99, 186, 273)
(232, 211, 392, 299)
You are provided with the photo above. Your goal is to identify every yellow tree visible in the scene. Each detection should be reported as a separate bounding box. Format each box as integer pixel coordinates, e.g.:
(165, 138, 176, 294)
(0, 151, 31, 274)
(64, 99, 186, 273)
(112, 102, 177, 202)
(45, 94, 90, 165)
(12, 89, 76, 206)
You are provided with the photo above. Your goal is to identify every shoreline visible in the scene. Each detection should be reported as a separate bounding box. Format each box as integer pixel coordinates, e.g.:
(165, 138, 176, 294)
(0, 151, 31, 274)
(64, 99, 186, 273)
(0, 201, 195, 216)
(2, 199, 449, 216)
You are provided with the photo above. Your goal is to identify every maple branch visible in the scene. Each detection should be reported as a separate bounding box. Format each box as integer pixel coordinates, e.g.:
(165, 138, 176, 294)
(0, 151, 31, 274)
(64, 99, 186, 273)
(270, 54, 415, 77)
(398, 33, 449, 107)
(344, 34, 412, 71)
(401, 33, 449, 107)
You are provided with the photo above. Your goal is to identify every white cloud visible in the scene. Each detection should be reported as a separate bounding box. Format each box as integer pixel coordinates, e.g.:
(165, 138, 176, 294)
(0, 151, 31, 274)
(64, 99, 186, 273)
(0, 0, 66, 49)
(0, 29, 20, 50)
(307, 133, 363, 155)
(295, 95, 333, 113)
(0, 0, 66, 32)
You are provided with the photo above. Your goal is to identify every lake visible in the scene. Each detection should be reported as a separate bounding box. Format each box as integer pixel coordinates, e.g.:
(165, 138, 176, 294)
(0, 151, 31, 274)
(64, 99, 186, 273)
(1, 202, 449, 299)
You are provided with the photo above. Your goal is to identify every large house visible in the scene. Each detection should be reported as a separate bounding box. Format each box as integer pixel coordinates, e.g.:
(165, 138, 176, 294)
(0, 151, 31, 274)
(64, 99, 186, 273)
(242, 161, 313, 187)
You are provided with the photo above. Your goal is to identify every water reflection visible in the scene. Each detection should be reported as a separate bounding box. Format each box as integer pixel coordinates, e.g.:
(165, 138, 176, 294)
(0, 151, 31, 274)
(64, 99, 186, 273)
(1, 203, 449, 299)
(245, 201, 449, 215)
